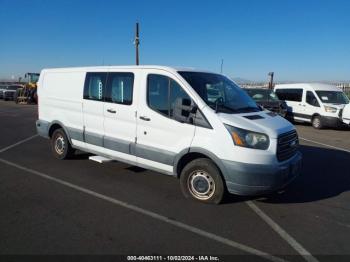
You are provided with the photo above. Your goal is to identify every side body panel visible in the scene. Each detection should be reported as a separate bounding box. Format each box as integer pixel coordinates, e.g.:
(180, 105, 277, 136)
(38, 70, 85, 140)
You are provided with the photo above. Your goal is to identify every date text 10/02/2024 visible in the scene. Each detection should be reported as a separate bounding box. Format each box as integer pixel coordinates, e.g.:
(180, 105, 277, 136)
(127, 256, 220, 261)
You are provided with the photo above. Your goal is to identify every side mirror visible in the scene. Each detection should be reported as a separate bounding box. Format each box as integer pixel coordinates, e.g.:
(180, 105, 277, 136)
(215, 97, 224, 113)
(174, 98, 196, 123)
(190, 105, 198, 114)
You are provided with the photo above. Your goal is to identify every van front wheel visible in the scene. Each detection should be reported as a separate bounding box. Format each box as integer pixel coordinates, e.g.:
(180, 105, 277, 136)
(51, 128, 75, 160)
(312, 116, 323, 129)
(180, 158, 225, 204)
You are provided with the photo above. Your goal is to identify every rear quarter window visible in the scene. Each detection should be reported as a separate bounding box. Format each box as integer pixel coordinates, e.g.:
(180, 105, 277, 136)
(275, 88, 303, 102)
(84, 72, 108, 101)
(105, 73, 134, 105)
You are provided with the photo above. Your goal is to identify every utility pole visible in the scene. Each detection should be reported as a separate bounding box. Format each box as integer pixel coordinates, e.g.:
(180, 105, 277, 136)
(268, 72, 274, 89)
(134, 22, 140, 65)
(220, 59, 224, 74)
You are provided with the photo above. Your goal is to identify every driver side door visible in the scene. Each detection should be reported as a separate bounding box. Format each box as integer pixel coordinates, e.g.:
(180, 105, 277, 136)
(135, 70, 196, 174)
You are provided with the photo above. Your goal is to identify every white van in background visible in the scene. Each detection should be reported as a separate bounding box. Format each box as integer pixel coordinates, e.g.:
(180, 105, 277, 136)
(274, 83, 349, 129)
(342, 104, 350, 125)
(36, 66, 301, 204)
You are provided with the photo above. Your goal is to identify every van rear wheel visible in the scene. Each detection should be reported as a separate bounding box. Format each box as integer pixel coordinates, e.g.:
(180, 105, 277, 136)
(312, 116, 323, 129)
(51, 128, 75, 159)
(180, 158, 225, 204)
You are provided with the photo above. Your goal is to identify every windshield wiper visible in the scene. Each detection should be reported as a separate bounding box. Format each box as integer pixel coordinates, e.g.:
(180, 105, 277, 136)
(209, 104, 237, 113)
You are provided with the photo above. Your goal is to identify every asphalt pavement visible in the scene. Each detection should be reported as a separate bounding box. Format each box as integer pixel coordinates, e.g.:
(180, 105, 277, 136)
(0, 100, 349, 262)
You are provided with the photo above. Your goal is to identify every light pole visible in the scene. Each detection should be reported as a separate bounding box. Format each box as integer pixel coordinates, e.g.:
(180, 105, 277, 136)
(268, 72, 274, 89)
(134, 22, 140, 65)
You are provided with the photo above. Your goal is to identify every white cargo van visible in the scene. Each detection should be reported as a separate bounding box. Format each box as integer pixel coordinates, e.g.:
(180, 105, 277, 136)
(36, 66, 301, 204)
(274, 83, 349, 129)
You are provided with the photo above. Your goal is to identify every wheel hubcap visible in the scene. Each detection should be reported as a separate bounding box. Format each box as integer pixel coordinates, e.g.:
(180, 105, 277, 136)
(55, 135, 65, 155)
(188, 170, 215, 200)
(314, 118, 320, 127)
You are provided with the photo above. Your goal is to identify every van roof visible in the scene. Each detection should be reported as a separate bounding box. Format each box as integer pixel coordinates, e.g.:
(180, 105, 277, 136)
(274, 83, 342, 92)
(40, 65, 215, 74)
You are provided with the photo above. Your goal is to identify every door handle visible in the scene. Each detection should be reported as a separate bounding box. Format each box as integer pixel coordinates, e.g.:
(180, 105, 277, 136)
(107, 109, 116, 114)
(139, 116, 151, 121)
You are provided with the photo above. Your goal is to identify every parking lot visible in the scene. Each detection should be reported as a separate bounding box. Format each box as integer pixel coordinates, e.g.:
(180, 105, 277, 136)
(0, 100, 349, 261)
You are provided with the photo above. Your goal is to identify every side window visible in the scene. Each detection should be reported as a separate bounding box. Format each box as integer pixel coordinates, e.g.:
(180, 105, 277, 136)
(147, 74, 192, 121)
(306, 91, 320, 107)
(106, 73, 134, 105)
(292, 89, 303, 102)
(275, 89, 285, 100)
(275, 89, 303, 102)
(84, 72, 107, 101)
(147, 74, 170, 116)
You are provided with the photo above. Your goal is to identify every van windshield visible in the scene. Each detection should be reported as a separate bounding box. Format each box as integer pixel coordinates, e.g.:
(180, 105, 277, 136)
(178, 71, 260, 113)
(315, 91, 349, 104)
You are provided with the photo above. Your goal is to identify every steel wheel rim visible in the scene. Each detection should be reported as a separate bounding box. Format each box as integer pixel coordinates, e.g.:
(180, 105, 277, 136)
(187, 170, 215, 200)
(55, 135, 65, 155)
(313, 118, 320, 128)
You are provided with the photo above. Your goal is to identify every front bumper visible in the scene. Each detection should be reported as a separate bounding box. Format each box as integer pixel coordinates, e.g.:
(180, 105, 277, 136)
(321, 116, 342, 127)
(342, 118, 350, 125)
(3, 92, 15, 100)
(221, 152, 302, 196)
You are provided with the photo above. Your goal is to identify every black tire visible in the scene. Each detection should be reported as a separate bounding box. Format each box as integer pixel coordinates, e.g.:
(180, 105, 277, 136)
(312, 115, 323, 129)
(180, 158, 225, 204)
(51, 128, 75, 159)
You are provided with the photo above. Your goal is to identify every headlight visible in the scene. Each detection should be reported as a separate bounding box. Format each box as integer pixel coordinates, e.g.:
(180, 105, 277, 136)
(224, 125, 270, 150)
(324, 106, 337, 113)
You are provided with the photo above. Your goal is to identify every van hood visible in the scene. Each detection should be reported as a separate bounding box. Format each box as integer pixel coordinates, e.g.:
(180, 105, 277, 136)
(218, 111, 294, 139)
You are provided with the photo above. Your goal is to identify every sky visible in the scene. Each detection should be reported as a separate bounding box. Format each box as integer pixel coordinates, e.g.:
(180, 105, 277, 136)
(0, 0, 349, 82)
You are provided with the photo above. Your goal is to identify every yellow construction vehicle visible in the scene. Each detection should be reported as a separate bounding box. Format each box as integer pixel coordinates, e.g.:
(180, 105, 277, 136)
(15, 72, 40, 104)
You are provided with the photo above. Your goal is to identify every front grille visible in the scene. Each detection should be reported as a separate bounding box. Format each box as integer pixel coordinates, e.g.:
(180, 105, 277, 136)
(277, 130, 299, 162)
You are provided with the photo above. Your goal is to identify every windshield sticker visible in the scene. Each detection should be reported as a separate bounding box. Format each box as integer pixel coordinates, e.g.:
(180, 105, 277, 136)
(322, 96, 329, 100)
